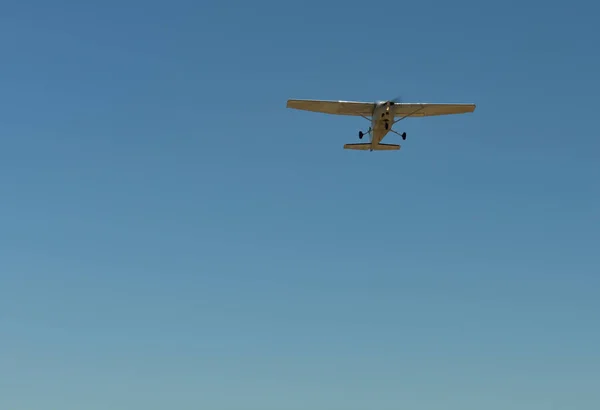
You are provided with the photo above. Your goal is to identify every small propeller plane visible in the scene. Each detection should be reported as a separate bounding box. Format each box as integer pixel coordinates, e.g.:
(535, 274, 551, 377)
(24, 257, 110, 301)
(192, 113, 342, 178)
(286, 98, 476, 151)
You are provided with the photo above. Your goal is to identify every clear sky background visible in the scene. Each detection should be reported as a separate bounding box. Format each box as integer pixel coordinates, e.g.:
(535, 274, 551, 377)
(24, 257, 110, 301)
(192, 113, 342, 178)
(1, 1, 599, 409)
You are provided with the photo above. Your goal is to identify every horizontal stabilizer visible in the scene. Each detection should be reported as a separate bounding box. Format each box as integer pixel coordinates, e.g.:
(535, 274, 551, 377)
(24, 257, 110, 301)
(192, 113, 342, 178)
(343, 143, 400, 151)
(373, 143, 400, 150)
(343, 143, 371, 150)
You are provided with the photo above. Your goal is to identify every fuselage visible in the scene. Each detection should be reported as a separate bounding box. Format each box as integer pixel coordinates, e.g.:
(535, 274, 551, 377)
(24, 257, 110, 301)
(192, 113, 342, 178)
(369, 101, 394, 147)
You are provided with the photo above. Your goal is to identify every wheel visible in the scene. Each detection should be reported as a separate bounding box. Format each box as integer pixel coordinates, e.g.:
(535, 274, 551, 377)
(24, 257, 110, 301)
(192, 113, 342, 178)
(402, 132, 406, 140)
(359, 131, 363, 139)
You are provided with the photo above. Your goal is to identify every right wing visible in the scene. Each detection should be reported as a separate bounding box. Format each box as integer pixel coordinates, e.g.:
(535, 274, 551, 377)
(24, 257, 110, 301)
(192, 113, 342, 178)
(286, 99, 375, 116)
(393, 103, 476, 117)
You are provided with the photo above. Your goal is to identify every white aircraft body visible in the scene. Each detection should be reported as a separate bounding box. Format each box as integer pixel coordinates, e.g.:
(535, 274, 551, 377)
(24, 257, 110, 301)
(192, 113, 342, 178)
(286, 98, 476, 151)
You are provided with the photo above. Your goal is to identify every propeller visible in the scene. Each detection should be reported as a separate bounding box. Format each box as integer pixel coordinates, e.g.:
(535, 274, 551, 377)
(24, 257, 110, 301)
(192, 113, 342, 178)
(389, 95, 403, 105)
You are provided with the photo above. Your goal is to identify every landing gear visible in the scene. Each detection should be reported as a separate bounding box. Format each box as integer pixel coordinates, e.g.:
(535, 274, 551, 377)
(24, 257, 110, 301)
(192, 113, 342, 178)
(358, 127, 371, 139)
(389, 128, 407, 140)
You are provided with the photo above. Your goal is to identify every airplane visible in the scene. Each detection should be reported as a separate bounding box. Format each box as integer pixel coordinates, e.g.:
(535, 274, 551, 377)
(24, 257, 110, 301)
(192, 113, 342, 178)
(286, 98, 476, 151)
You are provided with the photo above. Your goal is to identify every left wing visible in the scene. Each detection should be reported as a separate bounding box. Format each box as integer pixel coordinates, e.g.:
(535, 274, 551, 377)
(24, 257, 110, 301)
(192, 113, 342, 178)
(393, 103, 476, 117)
(286, 99, 375, 116)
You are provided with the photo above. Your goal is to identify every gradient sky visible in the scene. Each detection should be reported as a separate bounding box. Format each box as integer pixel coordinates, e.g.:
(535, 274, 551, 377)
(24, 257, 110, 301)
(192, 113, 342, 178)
(1, 1, 600, 409)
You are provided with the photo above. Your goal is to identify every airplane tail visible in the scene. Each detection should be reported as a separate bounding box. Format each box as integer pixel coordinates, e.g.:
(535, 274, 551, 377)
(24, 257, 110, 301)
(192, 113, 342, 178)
(343, 143, 400, 151)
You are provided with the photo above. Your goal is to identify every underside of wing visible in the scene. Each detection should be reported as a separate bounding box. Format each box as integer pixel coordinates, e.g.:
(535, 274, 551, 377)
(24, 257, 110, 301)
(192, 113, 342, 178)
(286, 99, 374, 116)
(393, 103, 476, 117)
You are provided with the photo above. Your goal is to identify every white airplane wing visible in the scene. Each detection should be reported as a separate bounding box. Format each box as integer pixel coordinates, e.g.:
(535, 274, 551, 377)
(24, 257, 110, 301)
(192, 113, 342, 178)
(286, 99, 476, 117)
(392, 103, 476, 117)
(286, 99, 375, 116)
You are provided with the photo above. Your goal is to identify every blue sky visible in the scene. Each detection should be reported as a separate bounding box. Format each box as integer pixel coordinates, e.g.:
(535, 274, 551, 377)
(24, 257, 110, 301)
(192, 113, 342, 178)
(1, 0, 599, 409)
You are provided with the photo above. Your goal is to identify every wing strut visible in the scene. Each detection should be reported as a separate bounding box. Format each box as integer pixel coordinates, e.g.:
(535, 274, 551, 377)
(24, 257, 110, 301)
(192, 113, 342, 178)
(392, 106, 427, 125)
